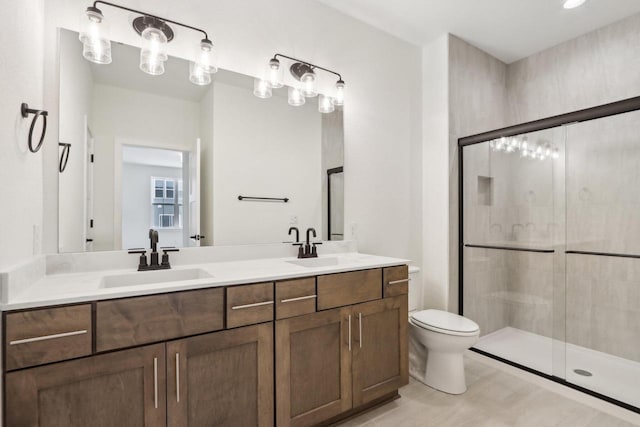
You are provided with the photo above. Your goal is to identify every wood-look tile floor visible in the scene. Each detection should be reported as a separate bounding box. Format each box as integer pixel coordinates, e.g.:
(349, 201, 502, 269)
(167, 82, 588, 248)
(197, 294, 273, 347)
(338, 356, 639, 427)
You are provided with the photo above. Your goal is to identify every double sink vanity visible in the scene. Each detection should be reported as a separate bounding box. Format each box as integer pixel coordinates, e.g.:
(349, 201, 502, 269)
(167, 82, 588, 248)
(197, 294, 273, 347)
(1, 246, 409, 426)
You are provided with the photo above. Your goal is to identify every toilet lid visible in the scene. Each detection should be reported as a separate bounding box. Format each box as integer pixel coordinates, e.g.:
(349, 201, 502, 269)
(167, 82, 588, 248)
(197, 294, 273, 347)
(411, 309, 479, 336)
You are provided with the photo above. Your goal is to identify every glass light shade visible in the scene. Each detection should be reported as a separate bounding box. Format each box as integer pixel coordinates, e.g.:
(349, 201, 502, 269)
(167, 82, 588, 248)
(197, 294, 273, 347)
(288, 86, 306, 106)
(196, 39, 217, 74)
(79, 8, 112, 64)
(267, 58, 283, 88)
(139, 26, 168, 76)
(253, 78, 272, 98)
(332, 80, 345, 106)
(190, 61, 212, 85)
(300, 72, 318, 97)
(318, 95, 335, 113)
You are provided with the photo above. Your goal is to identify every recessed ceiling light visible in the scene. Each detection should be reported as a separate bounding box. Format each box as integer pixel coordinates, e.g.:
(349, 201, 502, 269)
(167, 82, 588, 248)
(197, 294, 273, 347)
(563, 0, 587, 9)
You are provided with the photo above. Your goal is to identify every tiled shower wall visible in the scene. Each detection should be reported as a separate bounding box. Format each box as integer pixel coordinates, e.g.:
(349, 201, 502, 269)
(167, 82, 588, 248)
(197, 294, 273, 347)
(458, 12, 640, 363)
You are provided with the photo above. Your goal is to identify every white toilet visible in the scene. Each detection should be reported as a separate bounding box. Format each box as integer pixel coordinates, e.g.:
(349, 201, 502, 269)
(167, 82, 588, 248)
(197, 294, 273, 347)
(407, 267, 480, 394)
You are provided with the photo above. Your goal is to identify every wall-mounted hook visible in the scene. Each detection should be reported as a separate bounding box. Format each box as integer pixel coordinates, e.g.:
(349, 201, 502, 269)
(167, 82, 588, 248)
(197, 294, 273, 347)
(21, 103, 48, 153)
(59, 143, 71, 173)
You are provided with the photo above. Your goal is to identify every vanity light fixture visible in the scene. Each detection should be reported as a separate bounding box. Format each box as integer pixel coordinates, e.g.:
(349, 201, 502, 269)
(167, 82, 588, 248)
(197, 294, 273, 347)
(80, 1, 217, 84)
(256, 53, 345, 113)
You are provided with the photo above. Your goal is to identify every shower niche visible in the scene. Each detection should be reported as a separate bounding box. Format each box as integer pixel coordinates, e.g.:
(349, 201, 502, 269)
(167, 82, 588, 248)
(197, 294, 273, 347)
(459, 98, 640, 412)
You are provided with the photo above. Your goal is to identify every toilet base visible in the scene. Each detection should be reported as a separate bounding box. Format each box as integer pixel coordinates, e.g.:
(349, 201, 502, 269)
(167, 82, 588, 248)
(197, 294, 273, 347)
(424, 351, 467, 394)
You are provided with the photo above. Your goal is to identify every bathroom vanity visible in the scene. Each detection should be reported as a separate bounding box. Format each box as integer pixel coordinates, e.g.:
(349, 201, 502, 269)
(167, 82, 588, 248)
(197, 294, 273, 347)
(1, 253, 408, 426)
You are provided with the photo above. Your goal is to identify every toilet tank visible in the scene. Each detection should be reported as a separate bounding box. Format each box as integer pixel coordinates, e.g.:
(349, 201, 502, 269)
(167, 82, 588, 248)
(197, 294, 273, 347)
(408, 266, 422, 312)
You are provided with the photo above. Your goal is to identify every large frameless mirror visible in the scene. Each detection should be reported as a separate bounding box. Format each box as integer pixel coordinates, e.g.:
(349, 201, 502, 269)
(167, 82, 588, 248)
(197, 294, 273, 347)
(57, 28, 344, 253)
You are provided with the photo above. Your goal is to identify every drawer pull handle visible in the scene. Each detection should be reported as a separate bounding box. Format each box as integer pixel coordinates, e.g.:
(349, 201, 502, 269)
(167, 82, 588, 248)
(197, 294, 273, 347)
(388, 278, 410, 285)
(176, 353, 180, 403)
(280, 294, 317, 303)
(348, 314, 352, 352)
(231, 300, 274, 310)
(9, 329, 88, 345)
(359, 312, 363, 349)
(154, 357, 158, 409)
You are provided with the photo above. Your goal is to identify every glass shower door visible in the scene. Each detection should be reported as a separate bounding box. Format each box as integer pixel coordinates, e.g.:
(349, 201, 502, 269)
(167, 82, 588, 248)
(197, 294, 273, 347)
(564, 109, 640, 409)
(462, 126, 566, 377)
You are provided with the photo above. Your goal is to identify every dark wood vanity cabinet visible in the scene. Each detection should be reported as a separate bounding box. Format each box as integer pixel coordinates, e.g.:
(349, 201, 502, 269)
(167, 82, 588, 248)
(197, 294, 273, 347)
(275, 307, 353, 427)
(3, 265, 408, 427)
(351, 296, 408, 407)
(167, 323, 274, 427)
(275, 268, 409, 427)
(6, 343, 167, 427)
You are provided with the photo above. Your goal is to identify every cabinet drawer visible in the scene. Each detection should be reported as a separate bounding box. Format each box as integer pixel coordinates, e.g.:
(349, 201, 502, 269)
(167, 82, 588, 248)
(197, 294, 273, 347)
(383, 265, 409, 297)
(5, 304, 92, 370)
(227, 282, 274, 328)
(96, 288, 224, 352)
(275, 278, 316, 320)
(317, 269, 382, 310)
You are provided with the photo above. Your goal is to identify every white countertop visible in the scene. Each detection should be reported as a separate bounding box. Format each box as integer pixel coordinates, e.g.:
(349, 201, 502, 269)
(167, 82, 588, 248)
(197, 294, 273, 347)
(2, 252, 409, 311)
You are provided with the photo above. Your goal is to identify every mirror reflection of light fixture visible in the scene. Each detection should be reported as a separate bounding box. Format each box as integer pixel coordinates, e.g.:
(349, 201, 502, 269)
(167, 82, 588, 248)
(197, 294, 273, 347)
(288, 87, 306, 107)
(253, 79, 272, 99)
(80, 2, 217, 84)
(256, 53, 345, 113)
(318, 95, 335, 114)
(79, 6, 112, 64)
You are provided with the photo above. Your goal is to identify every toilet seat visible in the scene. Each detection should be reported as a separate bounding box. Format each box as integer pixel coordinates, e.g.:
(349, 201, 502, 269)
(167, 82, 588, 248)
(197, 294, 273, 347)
(410, 309, 479, 337)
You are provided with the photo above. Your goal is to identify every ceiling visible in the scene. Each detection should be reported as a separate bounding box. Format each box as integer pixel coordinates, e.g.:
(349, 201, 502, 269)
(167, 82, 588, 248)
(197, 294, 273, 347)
(315, 0, 640, 63)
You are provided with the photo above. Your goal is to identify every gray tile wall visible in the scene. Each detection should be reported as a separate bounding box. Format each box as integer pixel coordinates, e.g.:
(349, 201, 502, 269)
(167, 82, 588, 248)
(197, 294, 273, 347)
(455, 12, 640, 362)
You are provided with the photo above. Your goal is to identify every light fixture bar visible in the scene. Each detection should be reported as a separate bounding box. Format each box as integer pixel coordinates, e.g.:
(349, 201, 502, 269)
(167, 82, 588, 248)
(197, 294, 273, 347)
(272, 53, 343, 81)
(92, 1, 210, 40)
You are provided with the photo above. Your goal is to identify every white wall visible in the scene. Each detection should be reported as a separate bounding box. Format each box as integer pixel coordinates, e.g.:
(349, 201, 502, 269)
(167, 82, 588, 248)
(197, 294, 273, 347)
(0, 0, 45, 267)
(421, 35, 449, 310)
(58, 29, 92, 253)
(212, 81, 322, 245)
(41, 0, 423, 265)
(89, 83, 199, 250)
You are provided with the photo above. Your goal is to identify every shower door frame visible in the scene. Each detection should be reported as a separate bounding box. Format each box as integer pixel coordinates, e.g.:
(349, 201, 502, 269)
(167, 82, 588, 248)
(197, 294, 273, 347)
(457, 94, 640, 414)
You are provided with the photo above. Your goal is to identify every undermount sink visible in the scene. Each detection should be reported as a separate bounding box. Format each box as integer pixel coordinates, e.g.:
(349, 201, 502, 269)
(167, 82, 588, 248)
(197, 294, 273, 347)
(286, 257, 339, 268)
(100, 268, 213, 288)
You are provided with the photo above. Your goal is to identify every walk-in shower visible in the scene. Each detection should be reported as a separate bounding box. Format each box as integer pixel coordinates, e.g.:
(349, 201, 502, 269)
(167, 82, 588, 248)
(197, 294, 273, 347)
(459, 96, 640, 412)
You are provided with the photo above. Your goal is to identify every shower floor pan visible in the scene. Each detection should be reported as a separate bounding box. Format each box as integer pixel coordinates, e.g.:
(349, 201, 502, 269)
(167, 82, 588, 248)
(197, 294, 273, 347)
(475, 327, 640, 409)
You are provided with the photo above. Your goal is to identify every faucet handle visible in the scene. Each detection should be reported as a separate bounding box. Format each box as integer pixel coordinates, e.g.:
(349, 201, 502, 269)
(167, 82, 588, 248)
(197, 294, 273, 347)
(160, 247, 179, 268)
(128, 248, 148, 270)
(292, 243, 304, 258)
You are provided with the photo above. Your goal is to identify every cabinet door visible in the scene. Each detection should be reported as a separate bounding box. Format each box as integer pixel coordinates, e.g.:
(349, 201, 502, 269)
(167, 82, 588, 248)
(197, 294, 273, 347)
(351, 295, 408, 407)
(276, 307, 352, 427)
(167, 323, 274, 427)
(5, 343, 166, 427)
